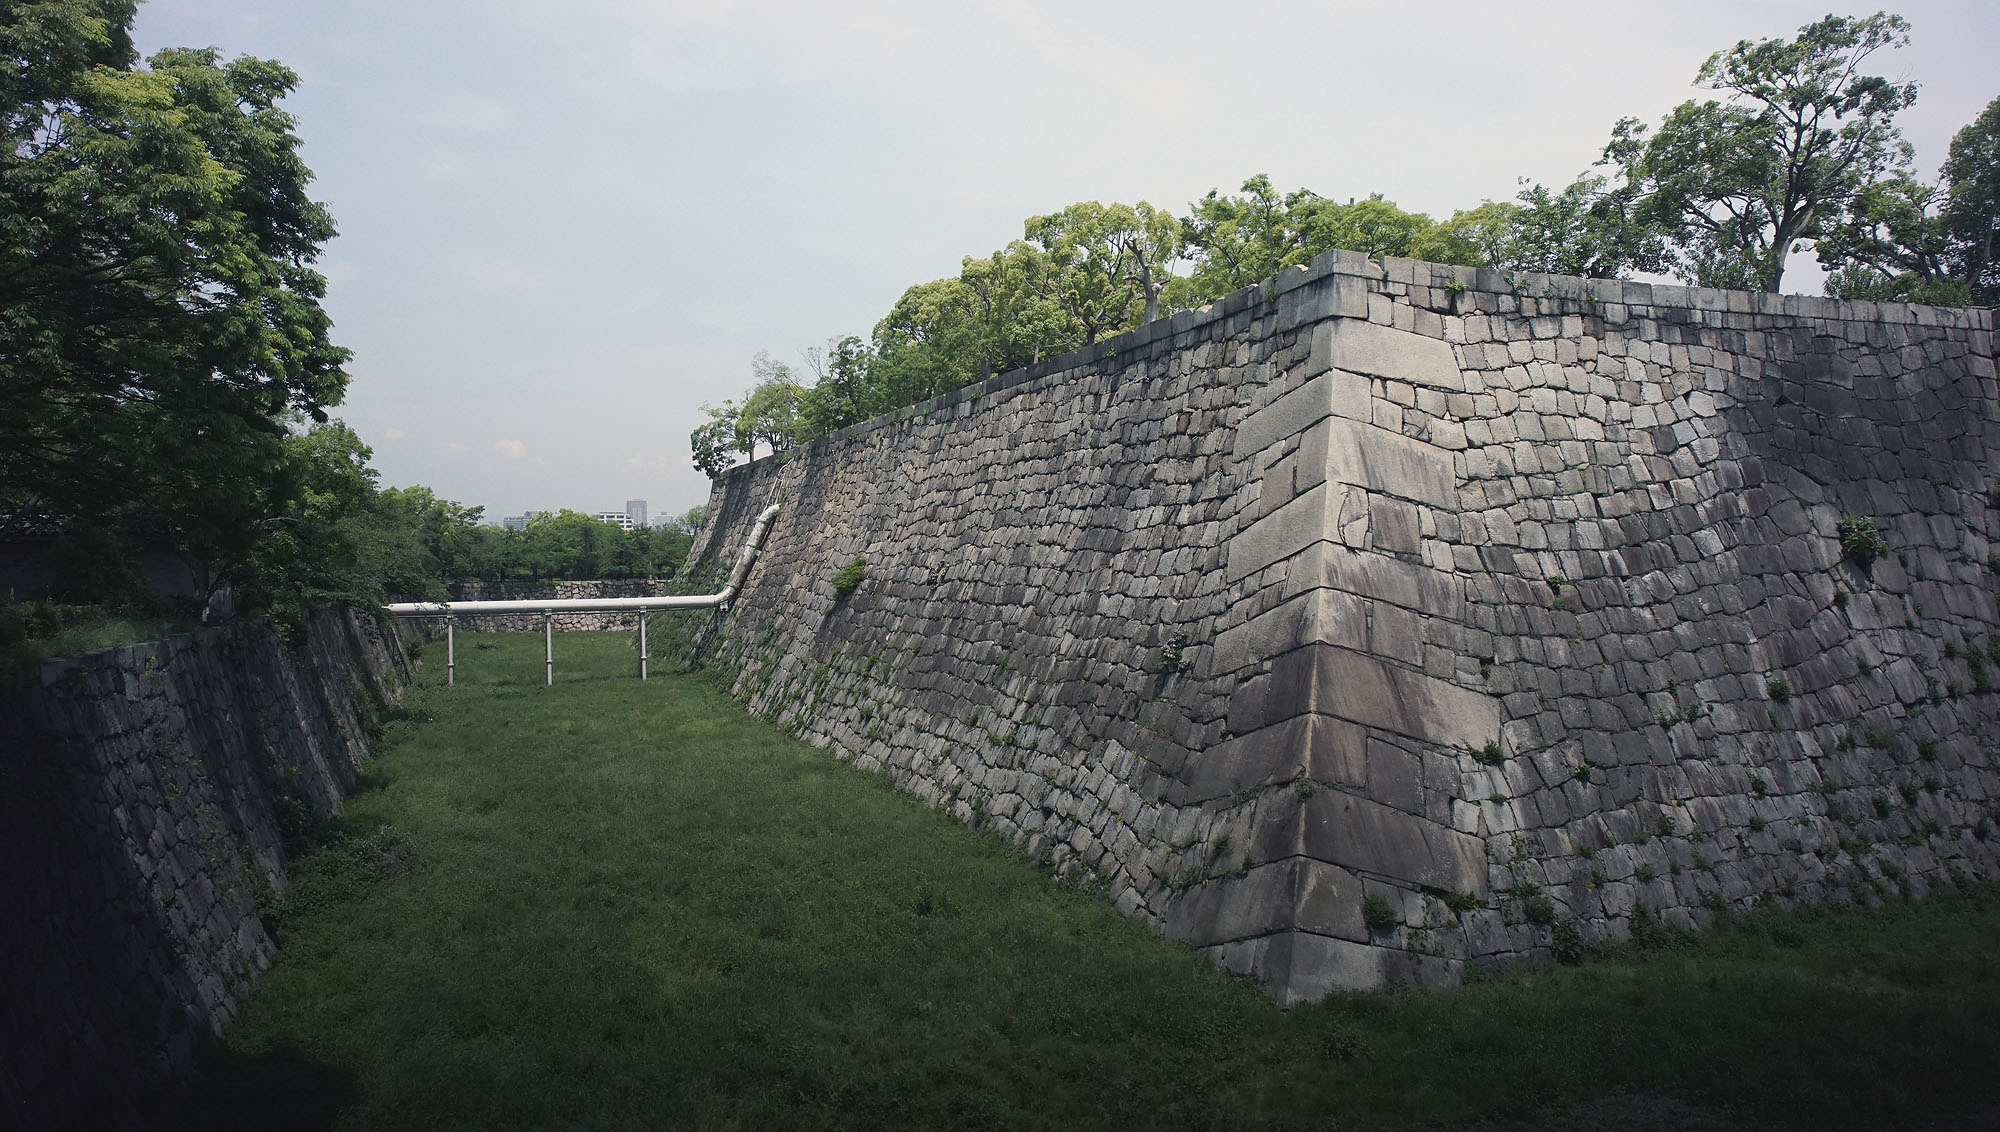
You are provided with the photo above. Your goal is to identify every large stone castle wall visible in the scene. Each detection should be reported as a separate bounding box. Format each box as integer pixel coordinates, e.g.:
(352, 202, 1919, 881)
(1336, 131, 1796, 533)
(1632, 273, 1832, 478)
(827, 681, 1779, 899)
(685, 251, 2000, 1002)
(0, 610, 409, 1129)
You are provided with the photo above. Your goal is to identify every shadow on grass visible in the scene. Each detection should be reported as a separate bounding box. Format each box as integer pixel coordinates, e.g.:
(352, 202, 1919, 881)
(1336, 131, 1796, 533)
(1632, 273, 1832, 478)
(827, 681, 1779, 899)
(148, 1042, 355, 1132)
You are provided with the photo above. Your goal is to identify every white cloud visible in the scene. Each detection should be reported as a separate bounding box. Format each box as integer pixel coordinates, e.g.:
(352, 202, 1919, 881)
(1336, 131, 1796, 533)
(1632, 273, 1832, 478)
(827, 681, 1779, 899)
(419, 153, 464, 182)
(626, 452, 674, 475)
(515, 0, 923, 94)
(414, 92, 517, 133)
(443, 441, 469, 456)
(455, 255, 547, 293)
(495, 437, 529, 461)
(384, 427, 407, 441)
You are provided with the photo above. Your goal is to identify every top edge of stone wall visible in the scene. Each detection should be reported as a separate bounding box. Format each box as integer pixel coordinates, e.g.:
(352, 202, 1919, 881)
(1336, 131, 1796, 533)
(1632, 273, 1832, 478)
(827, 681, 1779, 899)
(714, 249, 1997, 486)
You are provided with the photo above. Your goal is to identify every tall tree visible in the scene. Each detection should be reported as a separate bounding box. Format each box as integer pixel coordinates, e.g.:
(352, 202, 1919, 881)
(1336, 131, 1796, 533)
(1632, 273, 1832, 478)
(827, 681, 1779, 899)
(0, 1, 348, 600)
(1939, 95, 2000, 304)
(1613, 12, 1919, 292)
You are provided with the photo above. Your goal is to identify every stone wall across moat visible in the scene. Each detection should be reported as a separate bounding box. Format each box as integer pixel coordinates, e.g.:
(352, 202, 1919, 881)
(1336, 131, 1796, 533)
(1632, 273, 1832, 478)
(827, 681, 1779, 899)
(684, 250, 2000, 1003)
(0, 609, 409, 1129)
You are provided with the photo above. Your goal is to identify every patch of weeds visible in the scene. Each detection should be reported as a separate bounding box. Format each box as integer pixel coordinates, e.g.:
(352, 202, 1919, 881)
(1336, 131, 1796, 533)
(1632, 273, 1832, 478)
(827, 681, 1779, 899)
(831, 557, 867, 598)
(1473, 739, 1506, 766)
(1864, 727, 1889, 749)
(263, 824, 417, 941)
(1294, 778, 1318, 801)
(1874, 793, 1894, 818)
(1551, 919, 1587, 964)
(1440, 890, 1483, 913)
(1572, 761, 1593, 783)
(1546, 573, 1566, 594)
(1837, 515, 1889, 566)
(1517, 883, 1556, 925)
(1917, 738, 1939, 761)
(1749, 814, 1767, 832)
(1898, 780, 1922, 806)
(1362, 892, 1399, 930)
(1488, 791, 1508, 804)
(1158, 630, 1191, 673)
(1636, 864, 1656, 882)
(1765, 676, 1792, 703)
(1834, 587, 1850, 607)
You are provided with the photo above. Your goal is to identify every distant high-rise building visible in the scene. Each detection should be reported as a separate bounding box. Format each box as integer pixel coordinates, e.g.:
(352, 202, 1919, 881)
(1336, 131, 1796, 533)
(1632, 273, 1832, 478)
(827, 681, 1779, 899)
(594, 510, 636, 531)
(626, 499, 648, 529)
(501, 514, 529, 531)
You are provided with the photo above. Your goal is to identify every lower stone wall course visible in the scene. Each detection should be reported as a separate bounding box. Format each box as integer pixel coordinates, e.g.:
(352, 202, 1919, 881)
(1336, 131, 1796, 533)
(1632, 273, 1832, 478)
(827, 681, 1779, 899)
(0, 608, 409, 1131)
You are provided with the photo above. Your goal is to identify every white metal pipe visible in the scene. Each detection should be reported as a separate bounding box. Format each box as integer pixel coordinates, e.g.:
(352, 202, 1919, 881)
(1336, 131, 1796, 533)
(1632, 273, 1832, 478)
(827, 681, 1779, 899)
(544, 612, 553, 686)
(385, 504, 782, 619)
(639, 614, 648, 680)
(446, 617, 455, 686)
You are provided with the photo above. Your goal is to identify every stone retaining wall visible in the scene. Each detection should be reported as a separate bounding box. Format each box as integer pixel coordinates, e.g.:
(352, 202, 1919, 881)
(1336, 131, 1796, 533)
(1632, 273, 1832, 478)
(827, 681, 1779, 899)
(435, 578, 674, 632)
(687, 251, 2000, 1003)
(0, 609, 409, 1129)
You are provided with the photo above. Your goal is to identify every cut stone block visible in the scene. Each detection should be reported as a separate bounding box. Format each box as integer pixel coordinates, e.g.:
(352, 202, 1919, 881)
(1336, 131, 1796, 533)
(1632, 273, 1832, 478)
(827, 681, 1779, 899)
(1282, 543, 1464, 621)
(1316, 416, 1458, 508)
(1233, 369, 1373, 459)
(1310, 318, 1465, 390)
(1163, 857, 1367, 947)
(1268, 644, 1502, 752)
(1251, 788, 1487, 894)
(1180, 713, 1368, 800)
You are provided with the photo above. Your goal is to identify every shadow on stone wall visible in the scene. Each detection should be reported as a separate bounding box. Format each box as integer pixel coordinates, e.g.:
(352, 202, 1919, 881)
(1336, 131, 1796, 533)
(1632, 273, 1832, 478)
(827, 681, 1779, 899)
(0, 609, 408, 1131)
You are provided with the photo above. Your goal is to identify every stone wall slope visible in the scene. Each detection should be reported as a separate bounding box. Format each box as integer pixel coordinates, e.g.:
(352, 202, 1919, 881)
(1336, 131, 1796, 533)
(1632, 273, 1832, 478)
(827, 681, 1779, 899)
(0, 609, 409, 1129)
(686, 251, 2000, 1003)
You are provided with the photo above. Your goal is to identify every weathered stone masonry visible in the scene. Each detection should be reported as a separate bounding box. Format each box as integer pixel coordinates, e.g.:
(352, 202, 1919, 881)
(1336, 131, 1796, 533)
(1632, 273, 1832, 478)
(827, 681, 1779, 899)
(0, 610, 409, 1130)
(686, 250, 2000, 1004)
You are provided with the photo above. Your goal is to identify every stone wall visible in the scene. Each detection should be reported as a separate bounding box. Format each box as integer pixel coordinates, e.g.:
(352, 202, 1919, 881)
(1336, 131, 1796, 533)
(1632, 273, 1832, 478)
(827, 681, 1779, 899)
(0, 609, 409, 1130)
(437, 578, 677, 632)
(686, 250, 2000, 1003)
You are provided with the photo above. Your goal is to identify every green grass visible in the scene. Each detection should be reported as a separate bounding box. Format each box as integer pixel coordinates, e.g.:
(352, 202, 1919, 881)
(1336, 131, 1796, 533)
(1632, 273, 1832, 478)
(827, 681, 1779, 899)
(164, 631, 2000, 1130)
(1, 600, 194, 679)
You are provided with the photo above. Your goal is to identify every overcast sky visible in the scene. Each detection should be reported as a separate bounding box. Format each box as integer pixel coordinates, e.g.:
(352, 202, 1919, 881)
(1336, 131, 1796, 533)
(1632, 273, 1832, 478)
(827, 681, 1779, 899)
(130, 0, 2000, 522)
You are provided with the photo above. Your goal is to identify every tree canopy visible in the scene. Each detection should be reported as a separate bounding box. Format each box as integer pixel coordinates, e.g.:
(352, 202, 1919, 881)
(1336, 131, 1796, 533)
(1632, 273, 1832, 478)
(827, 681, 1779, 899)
(2, 0, 350, 618)
(1613, 12, 1919, 292)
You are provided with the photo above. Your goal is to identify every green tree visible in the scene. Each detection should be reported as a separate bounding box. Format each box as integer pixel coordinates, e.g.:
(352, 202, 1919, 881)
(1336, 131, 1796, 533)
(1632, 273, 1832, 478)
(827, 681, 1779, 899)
(1939, 95, 2000, 304)
(735, 353, 808, 458)
(0, 2, 349, 595)
(1613, 12, 1919, 292)
(1180, 175, 1322, 301)
(1506, 171, 1667, 278)
(797, 335, 876, 436)
(1016, 200, 1182, 350)
(1816, 172, 1967, 303)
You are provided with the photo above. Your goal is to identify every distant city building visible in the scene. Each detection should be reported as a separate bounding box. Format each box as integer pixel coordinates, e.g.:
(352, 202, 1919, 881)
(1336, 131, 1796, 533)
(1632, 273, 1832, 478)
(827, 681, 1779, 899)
(593, 511, 636, 531)
(625, 499, 647, 529)
(501, 514, 529, 531)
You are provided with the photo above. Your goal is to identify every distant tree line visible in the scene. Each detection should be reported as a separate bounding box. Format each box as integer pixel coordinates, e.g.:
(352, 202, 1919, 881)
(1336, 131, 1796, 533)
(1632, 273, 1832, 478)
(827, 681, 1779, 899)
(693, 12, 1998, 477)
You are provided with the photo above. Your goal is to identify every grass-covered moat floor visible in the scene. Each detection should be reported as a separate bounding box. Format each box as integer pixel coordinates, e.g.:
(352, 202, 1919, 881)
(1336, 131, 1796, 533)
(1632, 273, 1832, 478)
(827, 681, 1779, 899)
(162, 631, 2000, 1130)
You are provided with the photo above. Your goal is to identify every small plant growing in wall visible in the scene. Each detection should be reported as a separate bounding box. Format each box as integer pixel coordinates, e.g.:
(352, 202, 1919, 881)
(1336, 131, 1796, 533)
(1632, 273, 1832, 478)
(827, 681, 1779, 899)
(1473, 739, 1506, 766)
(1838, 515, 1889, 567)
(1362, 891, 1400, 931)
(832, 556, 867, 598)
(1516, 882, 1557, 925)
(1765, 676, 1793, 702)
